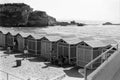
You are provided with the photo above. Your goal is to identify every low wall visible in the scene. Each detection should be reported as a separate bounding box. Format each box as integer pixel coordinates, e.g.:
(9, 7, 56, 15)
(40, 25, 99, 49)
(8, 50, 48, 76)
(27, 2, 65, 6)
(87, 51, 120, 80)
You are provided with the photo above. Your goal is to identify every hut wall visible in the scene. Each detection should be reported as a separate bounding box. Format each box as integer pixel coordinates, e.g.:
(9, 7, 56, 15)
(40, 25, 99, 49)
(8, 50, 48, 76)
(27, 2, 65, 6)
(70, 45, 76, 64)
(92, 48, 102, 68)
(17, 36, 25, 52)
(6, 34, 14, 48)
(0, 33, 5, 47)
(41, 40, 52, 60)
(36, 40, 41, 55)
(28, 39, 36, 54)
(24, 38, 29, 47)
(58, 43, 69, 58)
(51, 42, 57, 57)
(76, 44, 92, 68)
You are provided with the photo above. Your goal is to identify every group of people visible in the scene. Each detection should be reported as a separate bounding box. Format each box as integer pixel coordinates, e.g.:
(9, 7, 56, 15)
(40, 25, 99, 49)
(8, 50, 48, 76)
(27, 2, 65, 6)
(51, 55, 69, 67)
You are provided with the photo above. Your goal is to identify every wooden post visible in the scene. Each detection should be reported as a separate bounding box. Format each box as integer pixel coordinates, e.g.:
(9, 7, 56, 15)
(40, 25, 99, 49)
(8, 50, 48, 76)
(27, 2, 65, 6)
(76, 45, 78, 65)
(49, 42, 52, 61)
(68, 44, 70, 64)
(84, 67, 87, 80)
(101, 49, 103, 63)
(117, 44, 119, 51)
(91, 48, 93, 69)
(7, 73, 9, 80)
(35, 40, 37, 55)
(57, 43, 58, 59)
(23, 38, 25, 52)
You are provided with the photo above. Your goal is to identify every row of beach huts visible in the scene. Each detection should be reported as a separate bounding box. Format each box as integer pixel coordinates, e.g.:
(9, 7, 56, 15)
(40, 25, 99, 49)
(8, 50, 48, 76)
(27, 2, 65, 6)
(0, 31, 117, 69)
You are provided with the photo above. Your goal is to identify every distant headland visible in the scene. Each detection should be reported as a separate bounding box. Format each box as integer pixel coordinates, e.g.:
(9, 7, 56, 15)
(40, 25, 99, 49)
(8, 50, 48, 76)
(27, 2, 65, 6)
(102, 22, 120, 25)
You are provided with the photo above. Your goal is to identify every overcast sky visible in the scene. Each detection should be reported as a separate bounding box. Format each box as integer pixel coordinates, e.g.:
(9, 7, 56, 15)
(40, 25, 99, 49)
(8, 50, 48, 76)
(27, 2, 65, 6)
(1, 0, 120, 22)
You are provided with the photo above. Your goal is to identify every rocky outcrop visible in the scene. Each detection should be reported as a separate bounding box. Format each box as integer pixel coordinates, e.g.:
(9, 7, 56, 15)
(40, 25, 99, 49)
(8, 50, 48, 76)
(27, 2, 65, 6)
(27, 11, 56, 27)
(0, 3, 56, 27)
(103, 22, 113, 25)
(0, 3, 33, 27)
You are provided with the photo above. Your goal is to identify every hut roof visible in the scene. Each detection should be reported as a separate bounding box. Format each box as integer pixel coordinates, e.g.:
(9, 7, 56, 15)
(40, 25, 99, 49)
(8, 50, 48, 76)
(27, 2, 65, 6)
(84, 40, 110, 48)
(14, 33, 21, 37)
(46, 36, 61, 42)
(63, 38, 81, 44)
(26, 35, 34, 39)
(57, 37, 81, 45)
(20, 32, 31, 38)
(101, 39, 117, 45)
(6, 32, 12, 35)
(31, 34, 44, 39)
(2, 30, 9, 34)
(10, 31, 18, 36)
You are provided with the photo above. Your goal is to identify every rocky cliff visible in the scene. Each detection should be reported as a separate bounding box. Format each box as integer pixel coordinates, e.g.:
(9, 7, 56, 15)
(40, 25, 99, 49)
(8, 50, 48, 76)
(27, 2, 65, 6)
(0, 3, 56, 27)
(27, 11, 56, 27)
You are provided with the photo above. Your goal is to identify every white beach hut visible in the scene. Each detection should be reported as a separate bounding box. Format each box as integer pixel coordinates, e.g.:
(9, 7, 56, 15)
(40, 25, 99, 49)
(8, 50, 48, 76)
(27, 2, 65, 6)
(57, 38, 81, 64)
(76, 40, 111, 69)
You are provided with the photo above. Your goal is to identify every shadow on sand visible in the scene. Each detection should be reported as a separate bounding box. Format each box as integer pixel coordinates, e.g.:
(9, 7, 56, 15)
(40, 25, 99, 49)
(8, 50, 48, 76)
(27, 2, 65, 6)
(42, 62, 60, 69)
(63, 67, 84, 78)
(28, 57, 47, 62)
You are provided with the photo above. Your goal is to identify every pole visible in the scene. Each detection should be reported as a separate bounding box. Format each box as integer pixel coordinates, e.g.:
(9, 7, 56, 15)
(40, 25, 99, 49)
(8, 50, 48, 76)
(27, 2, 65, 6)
(84, 67, 87, 80)
(7, 73, 9, 80)
(117, 44, 119, 51)
(68, 44, 70, 64)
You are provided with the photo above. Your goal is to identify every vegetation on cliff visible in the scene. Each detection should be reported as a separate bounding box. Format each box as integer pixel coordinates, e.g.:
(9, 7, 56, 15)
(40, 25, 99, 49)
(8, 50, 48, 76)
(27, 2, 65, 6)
(0, 3, 56, 27)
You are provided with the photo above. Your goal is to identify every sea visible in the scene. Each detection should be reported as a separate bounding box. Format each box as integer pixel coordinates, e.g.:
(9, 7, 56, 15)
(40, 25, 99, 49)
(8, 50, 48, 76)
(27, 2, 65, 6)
(0, 24, 120, 44)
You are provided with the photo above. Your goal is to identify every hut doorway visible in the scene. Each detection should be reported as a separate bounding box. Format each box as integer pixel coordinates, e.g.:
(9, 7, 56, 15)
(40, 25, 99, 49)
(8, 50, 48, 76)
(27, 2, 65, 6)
(13, 39, 18, 52)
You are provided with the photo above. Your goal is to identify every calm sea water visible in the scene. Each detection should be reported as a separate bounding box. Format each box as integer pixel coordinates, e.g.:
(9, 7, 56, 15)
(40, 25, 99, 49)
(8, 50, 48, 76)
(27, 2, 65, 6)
(0, 25, 120, 44)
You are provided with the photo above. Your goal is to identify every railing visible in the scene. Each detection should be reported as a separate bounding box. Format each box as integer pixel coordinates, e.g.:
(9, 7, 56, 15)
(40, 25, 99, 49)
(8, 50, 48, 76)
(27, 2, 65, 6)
(84, 43, 119, 80)
(0, 70, 24, 80)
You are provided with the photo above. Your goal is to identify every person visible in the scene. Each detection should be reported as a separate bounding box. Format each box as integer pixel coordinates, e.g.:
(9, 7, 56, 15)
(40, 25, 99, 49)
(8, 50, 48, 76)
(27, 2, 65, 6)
(55, 57, 58, 65)
(51, 57, 54, 64)
(7, 47, 11, 55)
(58, 56, 63, 67)
(64, 56, 69, 64)
(23, 46, 28, 60)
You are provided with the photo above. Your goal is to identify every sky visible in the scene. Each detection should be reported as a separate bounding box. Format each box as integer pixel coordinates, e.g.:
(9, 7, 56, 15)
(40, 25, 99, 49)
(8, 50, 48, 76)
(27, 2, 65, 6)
(0, 0, 120, 23)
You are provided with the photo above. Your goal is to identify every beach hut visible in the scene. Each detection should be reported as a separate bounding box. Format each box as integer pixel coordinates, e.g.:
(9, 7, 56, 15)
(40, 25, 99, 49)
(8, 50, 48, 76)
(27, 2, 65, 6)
(40, 37, 51, 60)
(20, 33, 33, 47)
(13, 33, 24, 52)
(0, 31, 6, 47)
(11, 31, 19, 52)
(57, 38, 81, 64)
(76, 40, 111, 69)
(5, 32, 15, 49)
(27, 34, 43, 55)
(40, 36, 61, 60)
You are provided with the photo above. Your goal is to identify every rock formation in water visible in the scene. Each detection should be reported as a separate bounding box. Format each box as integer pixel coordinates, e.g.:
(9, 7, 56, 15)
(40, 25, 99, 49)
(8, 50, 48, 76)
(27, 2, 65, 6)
(0, 3, 56, 27)
(103, 22, 113, 25)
